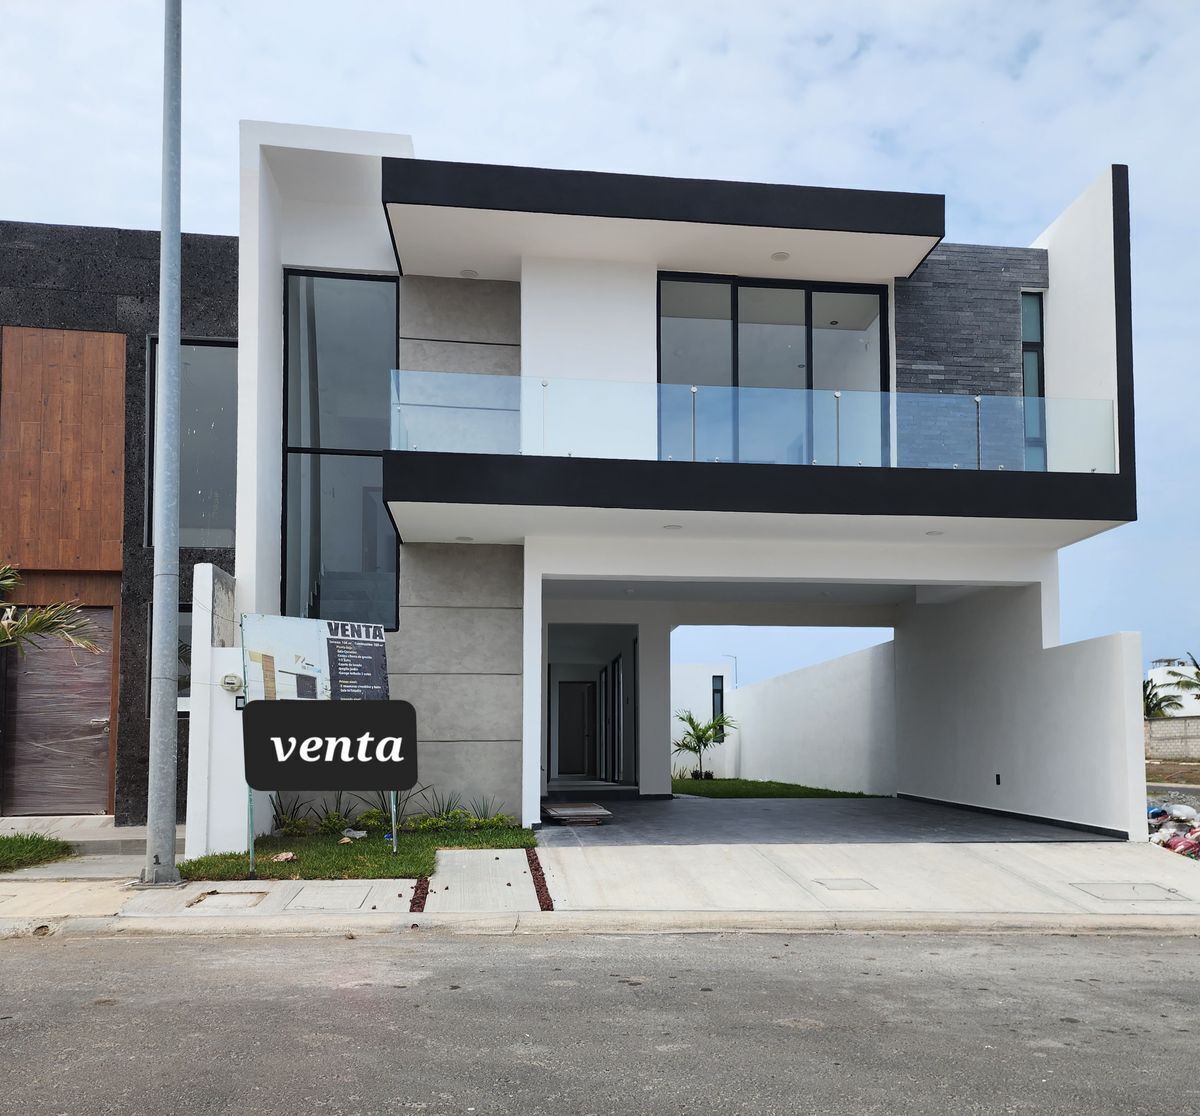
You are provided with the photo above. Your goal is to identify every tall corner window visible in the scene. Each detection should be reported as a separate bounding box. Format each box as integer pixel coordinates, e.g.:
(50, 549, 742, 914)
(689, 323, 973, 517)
(712, 673, 725, 741)
(1021, 291, 1046, 472)
(148, 339, 237, 548)
(283, 270, 399, 630)
(146, 606, 192, 715)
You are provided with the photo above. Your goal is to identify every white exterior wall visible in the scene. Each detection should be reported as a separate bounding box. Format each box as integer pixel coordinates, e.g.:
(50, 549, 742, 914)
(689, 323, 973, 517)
(519, 257, 658, 460)
(894, 585, 1144, 838)
(234, 123, 414, 619)
(670, 661, 736, 777)
(728, 643, 897, 795)
(1031, 167, 1120, 473)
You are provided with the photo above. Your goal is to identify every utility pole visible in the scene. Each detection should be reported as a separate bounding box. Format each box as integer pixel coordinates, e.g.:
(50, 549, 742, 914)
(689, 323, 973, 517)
(142, 0, 183, 885)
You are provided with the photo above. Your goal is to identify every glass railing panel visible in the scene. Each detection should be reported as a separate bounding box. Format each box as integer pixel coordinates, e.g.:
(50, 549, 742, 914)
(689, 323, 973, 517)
(541, 377, 658, 460)
(1045, 397, 1116, 474)
(979, 394, 1031, 471)
(837, 389, 885, 468)
(735, 386, 808, 464)
(895, 392, 978, 470)
(390, 369, 1118, 476)
(391, 370, 521, 454)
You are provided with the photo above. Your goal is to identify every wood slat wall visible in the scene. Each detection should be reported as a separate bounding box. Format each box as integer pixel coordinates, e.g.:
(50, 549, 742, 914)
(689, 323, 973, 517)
(0, 326, 126, 572)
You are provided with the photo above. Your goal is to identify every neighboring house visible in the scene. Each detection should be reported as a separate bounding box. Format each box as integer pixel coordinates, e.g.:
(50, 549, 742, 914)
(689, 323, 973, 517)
(0, 222, 236, 822)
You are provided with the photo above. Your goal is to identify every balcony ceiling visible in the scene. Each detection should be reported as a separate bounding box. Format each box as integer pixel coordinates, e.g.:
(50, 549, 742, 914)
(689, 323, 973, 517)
(383, 158, 944, 284)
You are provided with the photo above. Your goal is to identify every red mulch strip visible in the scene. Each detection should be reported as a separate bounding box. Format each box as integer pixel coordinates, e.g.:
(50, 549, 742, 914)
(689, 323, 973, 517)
(409, 877, 430, 913)
(525, 847, 554, 911)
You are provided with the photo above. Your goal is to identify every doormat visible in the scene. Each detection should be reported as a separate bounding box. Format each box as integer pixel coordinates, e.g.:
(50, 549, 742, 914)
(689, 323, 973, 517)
(542, 802, 612, 825)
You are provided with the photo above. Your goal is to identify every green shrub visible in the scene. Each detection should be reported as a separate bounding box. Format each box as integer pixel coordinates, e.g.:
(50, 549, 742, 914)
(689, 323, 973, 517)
(275, 816, 311, 838)
(355, 808, 389, 835)
(314, 812, 353, 836)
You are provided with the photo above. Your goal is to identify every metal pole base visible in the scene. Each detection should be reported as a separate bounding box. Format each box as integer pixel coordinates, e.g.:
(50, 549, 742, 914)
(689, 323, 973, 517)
(137, 858, 181, 886)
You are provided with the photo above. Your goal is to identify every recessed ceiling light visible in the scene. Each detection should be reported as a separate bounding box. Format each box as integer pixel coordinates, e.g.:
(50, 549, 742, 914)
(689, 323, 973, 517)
(663, 524, 683, 530)
(624, 588, 635, 596)
(770, 251, 791, 262)
(829, 320, 839, 326)
(455, 535, 475, 542)
(460, 269, 479, 279)
(925, 530, 944, 537)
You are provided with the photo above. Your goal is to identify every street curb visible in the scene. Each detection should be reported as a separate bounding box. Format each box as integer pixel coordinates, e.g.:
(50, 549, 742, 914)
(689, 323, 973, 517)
(4, 909, 1200, 940)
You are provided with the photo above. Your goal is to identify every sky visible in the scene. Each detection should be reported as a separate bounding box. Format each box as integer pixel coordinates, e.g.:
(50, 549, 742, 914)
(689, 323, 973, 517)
(1, 0, 1197, 687)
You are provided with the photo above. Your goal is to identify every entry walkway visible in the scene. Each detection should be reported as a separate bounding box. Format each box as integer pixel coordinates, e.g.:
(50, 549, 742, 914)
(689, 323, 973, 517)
(536, 795, 1113, 847)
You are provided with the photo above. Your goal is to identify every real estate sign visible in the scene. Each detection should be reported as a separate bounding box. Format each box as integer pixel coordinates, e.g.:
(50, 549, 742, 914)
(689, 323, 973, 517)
(240, 614, 389, 702)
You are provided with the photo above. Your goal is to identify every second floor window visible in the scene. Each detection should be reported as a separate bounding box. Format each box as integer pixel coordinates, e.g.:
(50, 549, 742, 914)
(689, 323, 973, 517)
(1022, 291, 1046, 472)
(148, 339, 237, 548)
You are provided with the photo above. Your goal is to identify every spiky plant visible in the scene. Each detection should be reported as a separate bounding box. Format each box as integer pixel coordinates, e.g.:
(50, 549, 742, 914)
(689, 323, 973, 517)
(0, 564, 99, 654)
(671, 709, 738, 780)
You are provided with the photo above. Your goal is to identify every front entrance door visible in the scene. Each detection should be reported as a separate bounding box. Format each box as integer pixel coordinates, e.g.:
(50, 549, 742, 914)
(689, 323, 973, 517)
(557, 681, 596, 778)
(1, 608, 113, 815)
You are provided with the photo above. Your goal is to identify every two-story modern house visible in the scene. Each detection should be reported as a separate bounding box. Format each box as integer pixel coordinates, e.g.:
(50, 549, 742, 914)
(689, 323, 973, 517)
(185, 120, 1141, 854)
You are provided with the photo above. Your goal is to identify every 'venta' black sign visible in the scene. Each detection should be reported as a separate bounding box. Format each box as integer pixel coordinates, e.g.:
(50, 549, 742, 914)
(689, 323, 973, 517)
(242, 700, 418, 792)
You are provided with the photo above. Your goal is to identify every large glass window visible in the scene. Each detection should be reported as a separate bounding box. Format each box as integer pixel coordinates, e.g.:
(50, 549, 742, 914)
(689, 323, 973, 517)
(658, 275, 887, 465)
(148, 340, 237, 548)
(284, 271, 398, 629)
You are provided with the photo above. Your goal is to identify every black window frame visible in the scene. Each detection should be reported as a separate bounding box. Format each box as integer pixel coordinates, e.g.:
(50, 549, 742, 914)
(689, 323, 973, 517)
(712, 673, 725, 741)
(144, 335, 238, 549)
(144, 602, 193, 718)
(1021, 290, 1046, 472)
(280, 268, 401, 632)
(656, 272, 891, 465)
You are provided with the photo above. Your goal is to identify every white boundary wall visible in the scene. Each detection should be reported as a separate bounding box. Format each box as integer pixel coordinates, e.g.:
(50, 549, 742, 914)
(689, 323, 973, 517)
(894, 585, 1144, 838)
(670, 661, 736, 777)
(728, 643, 897, 795)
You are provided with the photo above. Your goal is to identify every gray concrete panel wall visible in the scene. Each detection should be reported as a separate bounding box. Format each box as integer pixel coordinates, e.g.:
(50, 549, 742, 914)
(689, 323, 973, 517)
(398, 275, 520, 376)
(386, 543, 524, 817)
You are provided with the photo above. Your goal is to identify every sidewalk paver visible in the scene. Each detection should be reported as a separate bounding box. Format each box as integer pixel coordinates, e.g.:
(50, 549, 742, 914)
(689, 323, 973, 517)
(0, 880, 128, 918)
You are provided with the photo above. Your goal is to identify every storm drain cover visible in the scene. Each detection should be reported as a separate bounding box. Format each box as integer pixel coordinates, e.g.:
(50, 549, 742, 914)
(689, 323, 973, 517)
(1071, 882, 1188, 902)
(285, 885, 371, 911)
(813, 878, 877, 891)
(190, 891, 268, 910)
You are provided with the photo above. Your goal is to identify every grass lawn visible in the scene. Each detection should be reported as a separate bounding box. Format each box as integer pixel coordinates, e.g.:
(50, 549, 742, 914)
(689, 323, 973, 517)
(672, 777, 870, 799)
(178, 828, 537, 881)
(0, 832, 75, 873)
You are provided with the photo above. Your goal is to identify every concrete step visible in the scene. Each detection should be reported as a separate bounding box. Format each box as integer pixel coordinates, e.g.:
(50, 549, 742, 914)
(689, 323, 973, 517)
(72, 835, 186, 856)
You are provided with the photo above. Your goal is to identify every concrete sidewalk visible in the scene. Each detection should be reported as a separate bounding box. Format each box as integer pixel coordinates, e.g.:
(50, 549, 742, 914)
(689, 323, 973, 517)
(3, 837, 1200, 938)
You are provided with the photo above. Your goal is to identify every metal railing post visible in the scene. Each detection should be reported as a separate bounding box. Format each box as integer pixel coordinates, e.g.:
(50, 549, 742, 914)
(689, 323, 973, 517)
(690, 385, 697, 462)
(974, 395, 982, 470)
(834, 391, 841, 466)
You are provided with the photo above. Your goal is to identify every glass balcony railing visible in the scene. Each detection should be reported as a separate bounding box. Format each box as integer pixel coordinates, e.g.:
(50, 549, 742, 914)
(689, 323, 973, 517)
(390, 369, 1117, 474)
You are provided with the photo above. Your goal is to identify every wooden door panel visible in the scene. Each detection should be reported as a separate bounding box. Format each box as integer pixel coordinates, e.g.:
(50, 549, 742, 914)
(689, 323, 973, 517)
(1, 608, 113, 815)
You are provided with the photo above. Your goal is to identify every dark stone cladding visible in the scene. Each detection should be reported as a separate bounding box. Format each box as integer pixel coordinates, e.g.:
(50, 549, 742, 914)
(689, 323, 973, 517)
(893, 242, 1048, 471)
(0, 220, 237, 824)
(894, 242, 1048, 396)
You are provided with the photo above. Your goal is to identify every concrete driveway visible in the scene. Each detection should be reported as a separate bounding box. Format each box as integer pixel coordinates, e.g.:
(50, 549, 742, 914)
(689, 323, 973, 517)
(536, 796, 1200, 918)
(537, 795, 1114, 847)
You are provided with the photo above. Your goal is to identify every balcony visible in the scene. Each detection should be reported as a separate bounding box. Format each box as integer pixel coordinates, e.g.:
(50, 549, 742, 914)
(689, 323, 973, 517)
(390, 370, 1116, 475)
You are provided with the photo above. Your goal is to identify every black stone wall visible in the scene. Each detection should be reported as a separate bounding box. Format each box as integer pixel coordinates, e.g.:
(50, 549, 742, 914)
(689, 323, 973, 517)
(0, 221, 237, 823)
(893, 242, 1048, 470)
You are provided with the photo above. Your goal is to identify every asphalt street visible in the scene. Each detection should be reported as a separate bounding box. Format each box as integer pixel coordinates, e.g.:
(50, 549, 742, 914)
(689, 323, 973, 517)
(1, 931, 1196, 1115)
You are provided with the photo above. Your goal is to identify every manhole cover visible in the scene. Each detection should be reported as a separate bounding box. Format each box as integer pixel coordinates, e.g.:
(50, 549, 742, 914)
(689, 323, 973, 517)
(285, 885, 371, 911)
(1071, 882, 1188, 902)
(191, 891, 268, 910)
(813, 878, 877, 891)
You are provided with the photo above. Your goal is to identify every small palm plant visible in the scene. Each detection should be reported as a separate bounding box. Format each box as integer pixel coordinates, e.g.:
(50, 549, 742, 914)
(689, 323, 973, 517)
(1144, 679, 1183, 719)
(0, 564, 99, 654)
(672, 709, 738, 780)
(1164, 653, 1200, 707)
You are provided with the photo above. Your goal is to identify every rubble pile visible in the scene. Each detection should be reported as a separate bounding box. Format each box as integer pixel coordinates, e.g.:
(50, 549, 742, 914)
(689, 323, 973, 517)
(1148, 803, 1200, 859)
